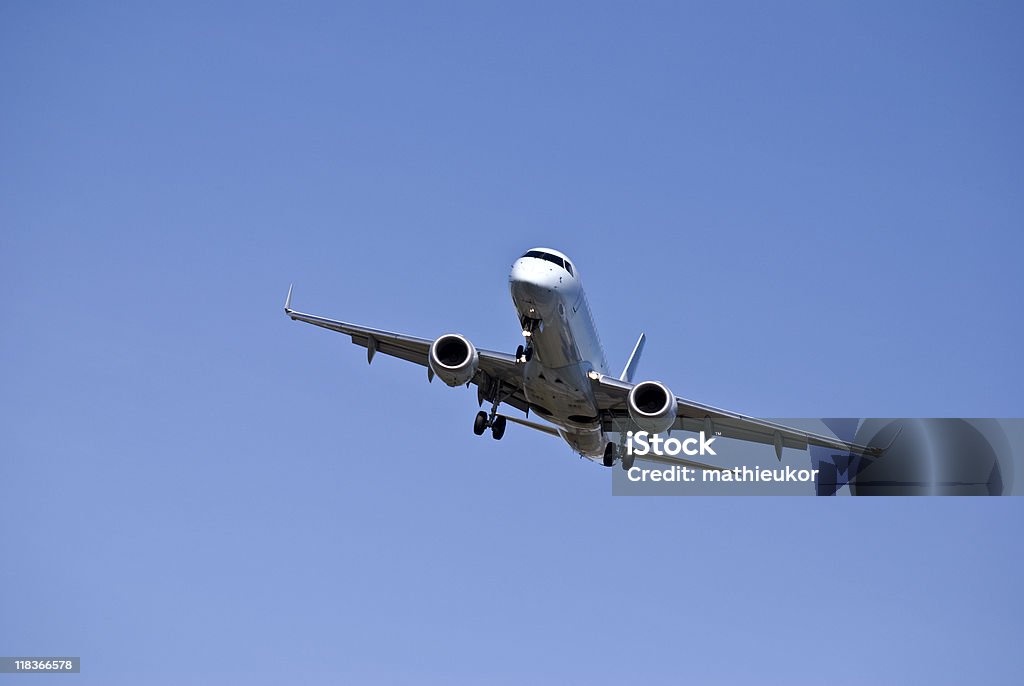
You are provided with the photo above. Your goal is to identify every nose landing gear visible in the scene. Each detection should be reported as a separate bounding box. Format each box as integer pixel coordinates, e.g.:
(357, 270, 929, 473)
(515, 318, 540, 364)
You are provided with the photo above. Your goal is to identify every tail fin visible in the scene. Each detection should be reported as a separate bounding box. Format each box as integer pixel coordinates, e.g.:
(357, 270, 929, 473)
(619, 333, 646, 382)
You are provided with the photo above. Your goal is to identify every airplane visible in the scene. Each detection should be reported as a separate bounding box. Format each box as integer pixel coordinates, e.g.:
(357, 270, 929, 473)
(284, 247, 886, 471)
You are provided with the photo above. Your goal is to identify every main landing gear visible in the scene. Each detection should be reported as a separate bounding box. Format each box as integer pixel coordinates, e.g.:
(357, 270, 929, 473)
(621, 451, 635, 471)
(602, 443, 616, 467)
(602, 441, 634, 469)
(474, 379, 513, 441)
(474, 411, 506, 440)
(473, 351, 523, 440)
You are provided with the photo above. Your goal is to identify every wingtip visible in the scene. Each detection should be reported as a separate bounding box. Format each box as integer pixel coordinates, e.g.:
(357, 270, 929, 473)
(879, 424, 904, 455)
(865, 424, 904, 458)
(284, 283, 294, 314)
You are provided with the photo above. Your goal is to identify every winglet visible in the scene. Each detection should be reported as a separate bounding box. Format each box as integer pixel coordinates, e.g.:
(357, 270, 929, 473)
(619, 333, 646, 382)
(876, 424, 904, 456)
(284, 284, 294, 314)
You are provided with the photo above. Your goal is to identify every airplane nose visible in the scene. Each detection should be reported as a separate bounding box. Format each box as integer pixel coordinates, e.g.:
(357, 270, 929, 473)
(509, 258, 561, 315)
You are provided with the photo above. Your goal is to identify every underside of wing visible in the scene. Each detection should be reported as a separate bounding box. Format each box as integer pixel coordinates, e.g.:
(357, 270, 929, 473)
(590, 373, 884, 458)
(284, 286, 530, 413)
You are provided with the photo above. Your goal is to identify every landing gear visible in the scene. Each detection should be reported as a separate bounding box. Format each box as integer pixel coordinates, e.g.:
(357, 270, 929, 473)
(473, 382, 512, 439)
(602, 443, 616, 467)
(620, 450, 635, 471)
(518, 318, 539, 363)
(473, 411, 488, 436)
(491, 415, 506, 440)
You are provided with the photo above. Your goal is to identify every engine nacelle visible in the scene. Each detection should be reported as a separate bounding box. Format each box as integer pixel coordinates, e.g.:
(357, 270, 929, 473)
(627, 380, 678, 434)
(428, 334, 479, 387)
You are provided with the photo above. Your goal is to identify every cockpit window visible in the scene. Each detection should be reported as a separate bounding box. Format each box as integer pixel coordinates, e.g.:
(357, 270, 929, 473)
(522, 250, 569, 272)
(564, 261, 573, 276)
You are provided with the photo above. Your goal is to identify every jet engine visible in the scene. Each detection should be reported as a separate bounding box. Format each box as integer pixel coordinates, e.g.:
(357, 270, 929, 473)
(627, 380, 678, 434)
(428, 334, 479, 387)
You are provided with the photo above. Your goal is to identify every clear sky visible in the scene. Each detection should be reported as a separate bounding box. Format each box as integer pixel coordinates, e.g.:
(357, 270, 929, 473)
(2, 1, 1022, 683)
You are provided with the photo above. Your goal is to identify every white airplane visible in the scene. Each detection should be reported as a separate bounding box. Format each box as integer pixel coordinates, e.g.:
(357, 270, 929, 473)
(285, 247, 884, 470)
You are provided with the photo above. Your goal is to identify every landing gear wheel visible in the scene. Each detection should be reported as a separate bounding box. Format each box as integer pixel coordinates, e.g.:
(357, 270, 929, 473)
(523, 345, 533, 362)
(602, 443, 616, 467)
(473, 411, 488, 436)
(620, 451, 635, 471)
(515, 344, 525, 363)
(491, 415, 507, 440)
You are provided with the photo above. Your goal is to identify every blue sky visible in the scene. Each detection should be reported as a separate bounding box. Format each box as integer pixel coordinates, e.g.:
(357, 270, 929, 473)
(2, 1, 1022, 683)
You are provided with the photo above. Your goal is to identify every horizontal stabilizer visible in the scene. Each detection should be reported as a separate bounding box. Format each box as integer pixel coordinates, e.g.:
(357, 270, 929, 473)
(498, 414, 561, 437)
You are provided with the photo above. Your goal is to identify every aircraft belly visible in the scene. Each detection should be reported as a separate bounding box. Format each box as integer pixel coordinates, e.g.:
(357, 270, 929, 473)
(522, 362, 595, 416)
(558, 426, 606, 458)
(521, 360, 605, 457)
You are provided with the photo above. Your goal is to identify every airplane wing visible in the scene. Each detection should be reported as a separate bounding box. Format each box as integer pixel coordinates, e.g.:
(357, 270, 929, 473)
(495, 413, 724, 470)
(590, 373, 890, 458)
(283, 286, 529, 412)
(624, 451, 726, 472)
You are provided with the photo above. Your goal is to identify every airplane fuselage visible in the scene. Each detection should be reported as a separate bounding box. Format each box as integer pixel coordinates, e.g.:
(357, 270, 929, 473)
(509, 249, 611, 458)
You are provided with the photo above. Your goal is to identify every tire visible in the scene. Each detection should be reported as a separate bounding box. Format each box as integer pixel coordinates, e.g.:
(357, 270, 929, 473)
(524, 346, 533, 362)
(602, 443, 616, 467)
(515, 344, 524, 362)
(473, 411, 488, 436)
(491, 415, 507, 440)
(620, 451, 635, 471)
